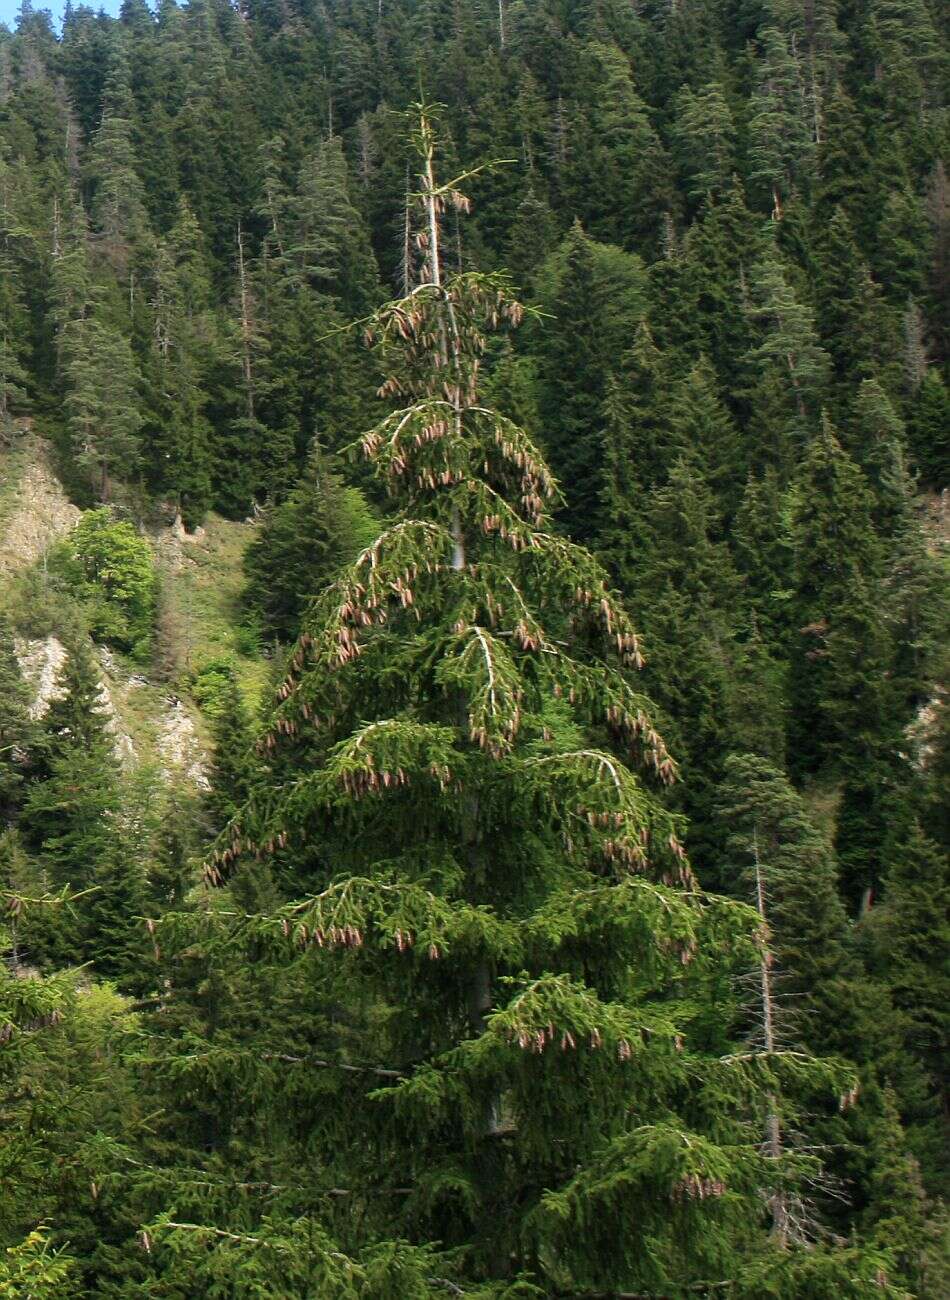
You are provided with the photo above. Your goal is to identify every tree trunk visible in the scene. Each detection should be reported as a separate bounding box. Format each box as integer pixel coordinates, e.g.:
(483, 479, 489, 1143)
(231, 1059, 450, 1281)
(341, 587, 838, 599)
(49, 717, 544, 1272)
(755, 830, 790, 1246)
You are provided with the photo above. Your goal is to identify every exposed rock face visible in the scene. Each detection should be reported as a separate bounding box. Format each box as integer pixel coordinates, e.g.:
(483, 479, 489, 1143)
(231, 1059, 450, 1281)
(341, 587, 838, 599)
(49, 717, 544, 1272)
(907, 689, 946, 771)
(0, 441, 81, 573)
(0, 441, 211, 788)
(157, 698, 209, 790)
(14, 634, 68, 720)
(13, 635, 137, 765)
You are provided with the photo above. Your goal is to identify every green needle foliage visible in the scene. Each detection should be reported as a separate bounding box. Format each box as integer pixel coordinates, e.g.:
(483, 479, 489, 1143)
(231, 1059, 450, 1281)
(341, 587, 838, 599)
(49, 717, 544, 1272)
(0, 2, 946, 1291)
(146, 108, 855, 1297)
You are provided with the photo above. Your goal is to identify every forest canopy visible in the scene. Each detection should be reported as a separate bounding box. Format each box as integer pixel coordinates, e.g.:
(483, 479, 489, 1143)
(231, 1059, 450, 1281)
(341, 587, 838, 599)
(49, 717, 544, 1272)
(0, 0, 947, 1296)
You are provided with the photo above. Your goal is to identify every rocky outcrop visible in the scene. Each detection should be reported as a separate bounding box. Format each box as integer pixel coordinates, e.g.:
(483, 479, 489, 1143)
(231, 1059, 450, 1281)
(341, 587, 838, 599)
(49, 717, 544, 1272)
(13, 635, 136, 765)
(14, 634, 69, 720)
(0, 441, 212, 789)
(0, 440, 81, 573)
(157, 698, 209, 789)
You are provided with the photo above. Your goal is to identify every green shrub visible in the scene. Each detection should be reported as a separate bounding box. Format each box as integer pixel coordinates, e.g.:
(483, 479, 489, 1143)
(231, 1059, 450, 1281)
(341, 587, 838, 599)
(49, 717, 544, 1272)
(49, 510, 157, 661)
(189, 655, 238, 717)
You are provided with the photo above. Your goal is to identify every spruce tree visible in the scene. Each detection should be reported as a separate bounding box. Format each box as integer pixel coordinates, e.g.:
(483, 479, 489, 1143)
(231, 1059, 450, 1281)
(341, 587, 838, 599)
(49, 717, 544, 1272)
(863, 824, 950, 1157)
(715, 755, 935, 1284)
(814, 208, 895, 392)
(50, 198, 144, 501)
(63, 314, 143, 501)
(205, 674, 255, 834)
(0, 179, 30, 433)
(745, 243, 830, 426)
(733, 469, 794, 643)
(906, 368, 950, 487)
(628, 458, 779, 864)
(567, 42, 676, 255)
(532, 220, 645, 543)
(243, 446, 378, 642)
(287, 136, 380, 314)
(684, 183, 761, 386)
(37, 638, 113, 763)
(87, 55, 148, 262)
(748, 26, 815, 217)
(848, 378, 913, 531)
(787, 416, 890, 776)
(596, 371, 647, 588)
(813, 87, 873, 230)
(672, 81, 737, 205)
(0, 616, 36, 824)
(716, 753, 861, 1057)
(504, 183, 559, 293)
(142, 227, 213, 527)
(19, 641, 121, 963)
(150, 109, 844, 1295)
(666, 356, 744, 519)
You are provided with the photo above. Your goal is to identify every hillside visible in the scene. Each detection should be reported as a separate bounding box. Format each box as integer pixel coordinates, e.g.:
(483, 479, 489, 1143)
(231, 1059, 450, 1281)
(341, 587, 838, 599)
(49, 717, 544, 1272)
(0, 430, 266, 777)
(0, 1, 948, 1296)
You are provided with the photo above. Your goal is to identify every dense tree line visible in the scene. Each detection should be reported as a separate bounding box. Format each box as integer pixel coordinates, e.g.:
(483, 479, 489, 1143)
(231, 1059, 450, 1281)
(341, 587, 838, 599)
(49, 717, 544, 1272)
(0, 0, 948, 1295)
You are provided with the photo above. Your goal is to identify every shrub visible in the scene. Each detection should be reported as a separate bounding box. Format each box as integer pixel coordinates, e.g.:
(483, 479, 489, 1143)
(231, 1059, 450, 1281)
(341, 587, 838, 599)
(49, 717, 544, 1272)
(49, 510, 157, 661)
(189, 655, 238, 717)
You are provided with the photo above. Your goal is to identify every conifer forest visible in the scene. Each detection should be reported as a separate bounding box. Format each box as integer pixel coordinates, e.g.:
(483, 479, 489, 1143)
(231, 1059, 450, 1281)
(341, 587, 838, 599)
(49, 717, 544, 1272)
(0, 0, 949, 1294)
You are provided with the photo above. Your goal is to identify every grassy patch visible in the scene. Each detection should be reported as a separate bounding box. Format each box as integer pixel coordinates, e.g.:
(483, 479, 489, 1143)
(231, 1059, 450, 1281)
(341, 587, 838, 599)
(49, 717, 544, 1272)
(153, 514, 271, 713)
(0, 436, 32, 535)
(104, 660, 174, 762)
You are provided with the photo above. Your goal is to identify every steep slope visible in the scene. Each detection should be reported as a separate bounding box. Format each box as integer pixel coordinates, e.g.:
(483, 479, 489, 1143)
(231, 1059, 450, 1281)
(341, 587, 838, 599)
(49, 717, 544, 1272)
(0, 434, 264, 789)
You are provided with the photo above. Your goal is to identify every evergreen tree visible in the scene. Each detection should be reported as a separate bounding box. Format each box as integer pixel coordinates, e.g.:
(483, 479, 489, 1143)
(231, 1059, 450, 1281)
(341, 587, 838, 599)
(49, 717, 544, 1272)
(286, 136, 380, 314)
(814, 208, 896, 392)
(672, 80, 737, 204)
(629, 458, 773, 863)
(857, 1086, 933, 1289)
(745, 243, 830, 426)
(748, 26, 815, 217)
(62, 313, 143, 501)
(150, 111, 844, 1295)
(716, 753, 861, 1056)
(87, 54, 148, 262)
(787, 416, 890, 776)
(533, 221, 645, 543)
(848, 378, 913, 532)
(84, 836, 150, 991)
(141, 219, 214, 527)
(49, 202, 143, 500)
(244, 448, 379, 643)
(205, 674, 255, 834)
(37, 638, 113, 764)
(0, 0, 946, 1283)
(208, 222, 296, 515)
(505, 182, 559, 292)
(863, 824, 950, 1150)
(666, 356, 744, 518)
(0, 616, 36, 823)
(597, 371, 647, 587)
(0, 172, 30, 433)
(906, 367, 950, 487)
(875, 186, 930, 304)
(567, 43, 676, 256)
(684, 183, 761, 386)
(733, 469, 794, 642)
(814, 87, 873, 230)
(716, 755, 937, 1282)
